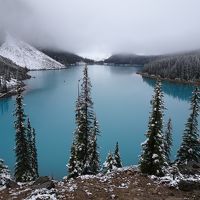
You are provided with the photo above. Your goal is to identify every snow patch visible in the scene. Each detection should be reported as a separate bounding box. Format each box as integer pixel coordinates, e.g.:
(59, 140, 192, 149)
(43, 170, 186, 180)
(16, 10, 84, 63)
(25, 188, 57, 200)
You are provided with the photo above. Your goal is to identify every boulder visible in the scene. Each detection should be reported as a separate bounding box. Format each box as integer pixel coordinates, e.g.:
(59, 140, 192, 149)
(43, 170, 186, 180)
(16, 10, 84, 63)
(32, 176, 55, 190)
(178, 180, 200, 191)
(5, 179, 19, 188)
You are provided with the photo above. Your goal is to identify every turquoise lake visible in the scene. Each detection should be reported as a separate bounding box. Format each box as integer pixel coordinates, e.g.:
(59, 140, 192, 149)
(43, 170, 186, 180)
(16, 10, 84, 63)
(0, 65, 197, 179)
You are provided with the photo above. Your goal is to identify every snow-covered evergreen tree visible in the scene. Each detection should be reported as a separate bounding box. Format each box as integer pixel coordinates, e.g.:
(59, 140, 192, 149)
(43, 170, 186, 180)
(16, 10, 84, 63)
(103, 152, 116, 173)
(68, 65, 100, 177)
(177, 87, 200, 165)
(87, 116, 100, 174)
(0, 159, 11, 186)
(31, 128, 39, 179)
(113, 142, 122, 168)
(67, 142, 77, 178)
(164, 118, 173, 164)
(140, 79, 167, 176)
(14, 85, 32, 182)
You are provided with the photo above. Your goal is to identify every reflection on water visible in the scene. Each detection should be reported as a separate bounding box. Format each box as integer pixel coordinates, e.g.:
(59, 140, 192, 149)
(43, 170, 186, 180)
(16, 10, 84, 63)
(142, 77, 194, 102)
(0, 98, 10, 114)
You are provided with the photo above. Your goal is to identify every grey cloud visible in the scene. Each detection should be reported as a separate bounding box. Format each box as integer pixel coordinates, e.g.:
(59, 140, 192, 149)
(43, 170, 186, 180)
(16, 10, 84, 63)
(0, 0, 200, 59)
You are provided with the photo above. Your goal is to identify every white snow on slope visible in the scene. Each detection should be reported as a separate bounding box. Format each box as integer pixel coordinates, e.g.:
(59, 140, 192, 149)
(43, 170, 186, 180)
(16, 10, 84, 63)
(0, 35, 65, 70)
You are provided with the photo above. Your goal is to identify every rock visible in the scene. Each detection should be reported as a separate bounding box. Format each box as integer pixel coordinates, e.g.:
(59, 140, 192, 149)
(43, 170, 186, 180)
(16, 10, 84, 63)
(126, 170, 135, 176)
(178, 180, 200, 191)
(32, 176, 55, 190)
(33, 176, 50, 185)
(5, 179, 19, 188)
(178, 161, 200, 175)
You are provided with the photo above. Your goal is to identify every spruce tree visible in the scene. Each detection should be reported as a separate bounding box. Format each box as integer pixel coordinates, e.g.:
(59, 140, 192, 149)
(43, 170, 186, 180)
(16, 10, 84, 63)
(140, 79, 167, 176)
(14, 85, 32, 182)
(67, 142, 77, 178)
(0, 159, 11, 186)
(31, 128, 39, 179)
(164, 118, 173, 164)
(68, 65, 100, 177)
(177, 87, 200, 165)
(113, 142, 122, 168)
(26, 119, 39, 180)
(87, 116, 100, 174)
(103, 152, 115, 173)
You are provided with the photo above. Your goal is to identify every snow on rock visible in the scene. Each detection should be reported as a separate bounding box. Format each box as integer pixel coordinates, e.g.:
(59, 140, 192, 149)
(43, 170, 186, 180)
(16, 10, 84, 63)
(25, 188, 57, 200)
(150, 172, 200, 189)
(0, 159, 11, 187)
(0, 35, 65, 70)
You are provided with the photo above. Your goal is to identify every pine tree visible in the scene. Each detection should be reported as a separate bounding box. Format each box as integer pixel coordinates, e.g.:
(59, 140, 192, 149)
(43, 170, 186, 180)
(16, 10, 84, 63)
(164, 118, 173, 164)
(31, 128, 39, 179)
(68, 65, 100, 177)
(0, 159, 11, 186)
(103, 152, 115, 173)
(140, 79, 167, 176)
(67, 142, 77, 178)
(26, 118, 32, 169)
(113, 142, 122, 168)
(87, 116, 100, 174)
(177, 87, 200, 165)
(14, 85, 32, 182)
(26, 119, 39, 179)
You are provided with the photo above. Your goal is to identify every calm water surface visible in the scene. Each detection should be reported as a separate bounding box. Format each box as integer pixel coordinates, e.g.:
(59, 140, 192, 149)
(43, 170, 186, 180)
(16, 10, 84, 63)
(0, 65, 196, 179)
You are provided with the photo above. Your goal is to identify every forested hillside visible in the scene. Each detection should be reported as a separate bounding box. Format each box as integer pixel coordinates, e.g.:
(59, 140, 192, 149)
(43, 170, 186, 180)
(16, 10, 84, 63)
(41, 49, 94, 65)
(0, 55, 30, 81)
(104, 54, 161, 65)
(142, 51, 200, 82)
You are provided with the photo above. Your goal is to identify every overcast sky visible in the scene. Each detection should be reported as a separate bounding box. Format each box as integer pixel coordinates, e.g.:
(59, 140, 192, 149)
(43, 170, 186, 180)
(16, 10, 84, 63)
(0, 0, 200, 59)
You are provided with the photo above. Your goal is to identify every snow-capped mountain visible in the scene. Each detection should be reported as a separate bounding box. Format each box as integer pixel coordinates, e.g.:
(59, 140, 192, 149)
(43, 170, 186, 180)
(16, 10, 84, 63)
(0, 35, 65, 70)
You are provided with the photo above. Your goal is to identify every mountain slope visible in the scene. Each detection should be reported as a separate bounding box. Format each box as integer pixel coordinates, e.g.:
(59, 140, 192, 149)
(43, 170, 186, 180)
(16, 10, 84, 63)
(41, 49, 94, 65)
(104, 54, 161, 65)
(0, 55, 30, 80)
(0, 35, 65, 70)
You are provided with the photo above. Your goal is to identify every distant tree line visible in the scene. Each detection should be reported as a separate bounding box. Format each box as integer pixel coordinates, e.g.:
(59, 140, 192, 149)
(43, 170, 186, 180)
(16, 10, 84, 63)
(142, 53, 200, 82)
(104, 54, 160, 65)
(41, 49, 94, 65)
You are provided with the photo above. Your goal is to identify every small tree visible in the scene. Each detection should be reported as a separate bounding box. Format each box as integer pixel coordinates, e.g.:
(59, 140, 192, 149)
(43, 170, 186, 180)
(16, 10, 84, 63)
(103, 153, 115, 173)
(177, 87, 200, 165)
(113, 142, 122, 168)
(87, 116, 100, 174)
(140, 79, 167, 176)
(164, 118, 173, 164)
(14, 85, 32, 182)
(0, 159, 11, 186)
(67, 142, 77, 178)
(31, 128, 39, 179)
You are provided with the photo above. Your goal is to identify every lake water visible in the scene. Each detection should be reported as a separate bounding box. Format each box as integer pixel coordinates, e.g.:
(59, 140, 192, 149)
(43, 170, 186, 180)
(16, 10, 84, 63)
(0, 65, 197, 179)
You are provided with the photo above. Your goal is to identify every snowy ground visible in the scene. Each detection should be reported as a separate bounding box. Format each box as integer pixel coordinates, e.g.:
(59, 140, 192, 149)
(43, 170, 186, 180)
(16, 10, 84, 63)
(1, 166, 200, 200)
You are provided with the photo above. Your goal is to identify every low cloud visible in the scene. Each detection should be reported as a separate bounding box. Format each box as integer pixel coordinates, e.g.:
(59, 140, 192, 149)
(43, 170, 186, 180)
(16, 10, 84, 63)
(0, 0, 200, 59)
